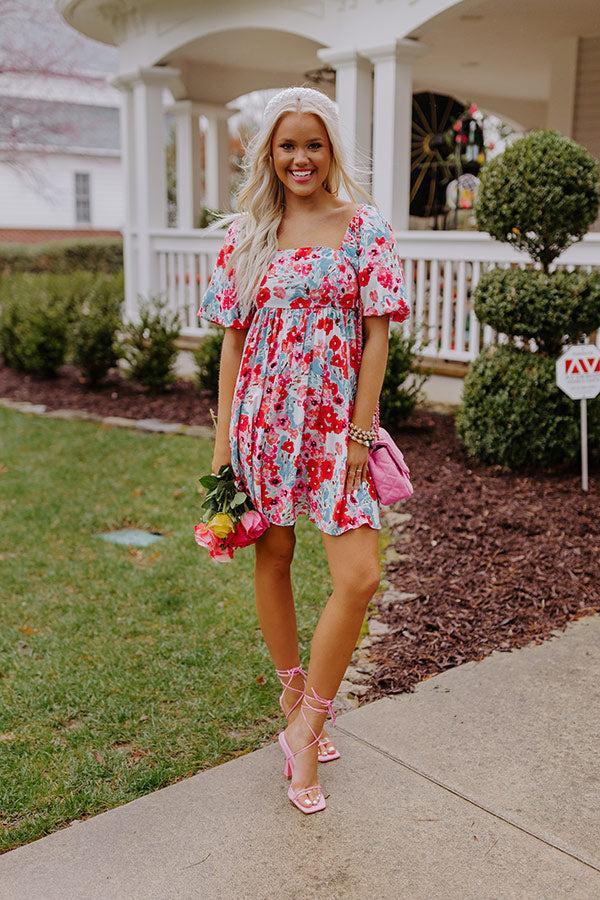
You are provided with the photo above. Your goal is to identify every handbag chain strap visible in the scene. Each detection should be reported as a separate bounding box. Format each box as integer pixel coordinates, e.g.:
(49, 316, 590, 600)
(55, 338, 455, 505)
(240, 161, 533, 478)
(356, 292, 381, 437)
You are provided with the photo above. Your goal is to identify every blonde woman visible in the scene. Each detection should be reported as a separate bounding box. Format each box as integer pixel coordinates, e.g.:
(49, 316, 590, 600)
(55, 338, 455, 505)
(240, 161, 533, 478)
(200, 86, 409, 814)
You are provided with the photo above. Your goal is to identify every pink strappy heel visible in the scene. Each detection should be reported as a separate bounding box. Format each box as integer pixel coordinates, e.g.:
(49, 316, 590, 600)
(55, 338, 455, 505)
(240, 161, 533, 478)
(277, 686, 337, 814)
(275, 665, 341, 762)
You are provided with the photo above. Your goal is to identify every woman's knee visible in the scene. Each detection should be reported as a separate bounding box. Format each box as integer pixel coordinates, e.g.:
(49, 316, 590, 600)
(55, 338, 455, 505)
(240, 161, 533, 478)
(255, 525, 296, 570)
(334, 561, 381, 608)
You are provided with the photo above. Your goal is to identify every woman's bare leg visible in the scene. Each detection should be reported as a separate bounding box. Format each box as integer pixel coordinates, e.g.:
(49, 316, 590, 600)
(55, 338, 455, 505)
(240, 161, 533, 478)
(254, 523, 298, 664)
(253, 523, 336, 748)
(253, 524, 307, 718)
(283, 524, 381, 803)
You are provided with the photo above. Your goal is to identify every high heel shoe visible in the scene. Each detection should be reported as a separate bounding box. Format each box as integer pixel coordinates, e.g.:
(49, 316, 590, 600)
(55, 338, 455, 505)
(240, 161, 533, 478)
(277, 686, 337, 814)
(275, 665, 341, 763)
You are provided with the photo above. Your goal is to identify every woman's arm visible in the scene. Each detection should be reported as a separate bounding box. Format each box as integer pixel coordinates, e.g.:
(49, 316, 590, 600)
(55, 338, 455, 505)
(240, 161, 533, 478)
(344, 315, 389, 495)
(211, 327, 250, 473)
(351, 316, 389, 431)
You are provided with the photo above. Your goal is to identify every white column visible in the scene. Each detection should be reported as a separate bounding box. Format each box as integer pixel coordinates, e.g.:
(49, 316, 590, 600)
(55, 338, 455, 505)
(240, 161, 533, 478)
(316, 48, 373, 195)
(362, 39, 427, 230)
(203, 106, 232, 211)
(547, 38, 579, 136)
(131, 67, 181, 300)
(170, 100, 203, 230)
(110, 75, 138, 322)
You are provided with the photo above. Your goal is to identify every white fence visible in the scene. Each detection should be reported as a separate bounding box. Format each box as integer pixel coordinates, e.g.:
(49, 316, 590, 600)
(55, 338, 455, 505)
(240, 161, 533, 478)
(146, 229, 600, 363)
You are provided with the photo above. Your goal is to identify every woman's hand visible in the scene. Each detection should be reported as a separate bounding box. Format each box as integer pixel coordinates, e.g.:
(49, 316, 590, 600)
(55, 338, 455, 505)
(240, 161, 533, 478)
(211, 441, 232, 476)
(345, 438, 369, 495)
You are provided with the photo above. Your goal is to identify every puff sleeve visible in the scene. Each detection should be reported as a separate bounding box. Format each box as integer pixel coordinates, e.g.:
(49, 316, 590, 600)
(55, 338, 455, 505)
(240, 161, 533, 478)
(199, 218, 255, 329)
(357, 206, 410, 323)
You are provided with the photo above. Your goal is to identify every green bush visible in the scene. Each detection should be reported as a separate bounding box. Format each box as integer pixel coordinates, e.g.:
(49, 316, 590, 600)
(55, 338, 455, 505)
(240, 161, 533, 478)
(459, 129, 600, 471)
(473, 268, 600, 356)
(0, 276, 69, 376)
(194, 329, 224, 395)
(122, 295, 181, 393)
(456, 345, 600, 470)
(0, 238, 123, 275)
(476, 130, 600, 270)
(380, 328, 429, 426)
(70, 274, 124, 384)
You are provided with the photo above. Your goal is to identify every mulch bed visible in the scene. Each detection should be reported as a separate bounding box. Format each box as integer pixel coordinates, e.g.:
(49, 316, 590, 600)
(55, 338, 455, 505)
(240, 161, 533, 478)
(2, 362, 598, 700)
(0, 363, 215, 426)
(367, 411, 599, 700)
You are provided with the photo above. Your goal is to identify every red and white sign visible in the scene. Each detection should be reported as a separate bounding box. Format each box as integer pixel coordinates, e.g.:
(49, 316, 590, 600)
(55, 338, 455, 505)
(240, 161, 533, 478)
(556, 344, 600, 400)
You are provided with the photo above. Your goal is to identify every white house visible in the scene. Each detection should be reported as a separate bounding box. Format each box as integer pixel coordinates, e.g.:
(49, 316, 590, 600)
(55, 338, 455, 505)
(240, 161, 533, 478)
(55, 0, 600, 402)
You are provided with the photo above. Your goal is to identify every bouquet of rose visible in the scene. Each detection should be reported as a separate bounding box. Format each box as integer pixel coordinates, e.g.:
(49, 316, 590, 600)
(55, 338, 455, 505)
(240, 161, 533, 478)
(194, 463, 270, 563)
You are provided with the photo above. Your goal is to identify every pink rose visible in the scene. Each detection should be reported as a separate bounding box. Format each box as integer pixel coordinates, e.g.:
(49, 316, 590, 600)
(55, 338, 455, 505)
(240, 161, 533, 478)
(239, 510, 270, 541)
(210, 544, 234, 563)
(194, 522, 220, 551)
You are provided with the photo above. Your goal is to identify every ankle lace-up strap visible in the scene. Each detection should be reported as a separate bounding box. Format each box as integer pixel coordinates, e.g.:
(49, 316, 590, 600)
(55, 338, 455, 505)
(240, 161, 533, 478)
(288, 685, 337, 761)
(275, 665, 308, 716)
(303, 686, 337, 728)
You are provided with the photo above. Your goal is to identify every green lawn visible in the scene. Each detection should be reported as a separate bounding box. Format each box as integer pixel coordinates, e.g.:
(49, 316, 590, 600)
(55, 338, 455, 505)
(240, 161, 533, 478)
(0, 408, 385, 851)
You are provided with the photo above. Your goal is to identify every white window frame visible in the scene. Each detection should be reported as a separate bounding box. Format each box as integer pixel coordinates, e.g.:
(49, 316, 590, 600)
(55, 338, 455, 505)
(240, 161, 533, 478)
(74, 171, 92, 225)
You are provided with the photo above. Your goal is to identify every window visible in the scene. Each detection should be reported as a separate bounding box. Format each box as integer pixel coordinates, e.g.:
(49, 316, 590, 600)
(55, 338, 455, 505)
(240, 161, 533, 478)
(74, 172, 91, 224)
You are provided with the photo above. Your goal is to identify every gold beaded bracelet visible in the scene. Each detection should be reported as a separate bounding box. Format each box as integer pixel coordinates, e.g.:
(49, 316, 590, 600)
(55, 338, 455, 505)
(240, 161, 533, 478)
(349, 421, 376, 447)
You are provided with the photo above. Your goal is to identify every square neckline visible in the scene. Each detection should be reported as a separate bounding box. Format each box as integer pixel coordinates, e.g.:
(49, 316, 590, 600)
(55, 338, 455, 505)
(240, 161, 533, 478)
(274, 202, 367, 254)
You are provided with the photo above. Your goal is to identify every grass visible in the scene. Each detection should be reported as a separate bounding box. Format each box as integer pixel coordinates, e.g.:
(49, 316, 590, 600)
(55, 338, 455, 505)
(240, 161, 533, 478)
(0, 408, 382, 852)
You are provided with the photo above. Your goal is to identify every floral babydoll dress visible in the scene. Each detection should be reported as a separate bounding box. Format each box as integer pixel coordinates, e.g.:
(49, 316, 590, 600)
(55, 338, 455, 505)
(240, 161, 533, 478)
(199, 202, 410, 536)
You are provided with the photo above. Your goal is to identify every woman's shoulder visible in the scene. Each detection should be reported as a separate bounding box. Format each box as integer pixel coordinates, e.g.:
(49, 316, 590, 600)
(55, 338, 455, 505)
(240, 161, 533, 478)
(357, 202, 390, 231)
(352, 203, 394, 250)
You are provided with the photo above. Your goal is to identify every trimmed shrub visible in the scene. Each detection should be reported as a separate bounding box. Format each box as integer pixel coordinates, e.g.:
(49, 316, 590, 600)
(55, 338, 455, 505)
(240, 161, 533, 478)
(0, 238, 123, 275)
(122, 295, 181, 393)
(458, 130, 600, 470)
(473, 268, 600, 357)
(476, 130, 600, 270)
(0, 276, 69, 376)
(380, 327, 429, 426)
(194, 329, 223, 396)
(456, 345, 600, 470)
(70, 274, 124, 384)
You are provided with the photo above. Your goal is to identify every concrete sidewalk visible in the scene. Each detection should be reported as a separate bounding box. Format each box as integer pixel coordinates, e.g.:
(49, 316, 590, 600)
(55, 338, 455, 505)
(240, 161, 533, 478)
(2, 616, 599, 900)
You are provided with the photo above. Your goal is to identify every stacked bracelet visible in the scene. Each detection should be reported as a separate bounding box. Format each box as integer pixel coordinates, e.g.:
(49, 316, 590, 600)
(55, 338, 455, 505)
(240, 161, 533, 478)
(348, 420, 377, 447)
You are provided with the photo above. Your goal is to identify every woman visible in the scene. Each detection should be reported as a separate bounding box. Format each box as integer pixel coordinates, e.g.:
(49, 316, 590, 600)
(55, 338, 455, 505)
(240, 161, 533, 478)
(200, 86, 409, 814)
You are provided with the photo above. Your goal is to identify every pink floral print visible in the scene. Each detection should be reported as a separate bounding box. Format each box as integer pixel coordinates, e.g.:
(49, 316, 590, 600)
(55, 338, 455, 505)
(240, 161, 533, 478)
(199, 202, 410, 535)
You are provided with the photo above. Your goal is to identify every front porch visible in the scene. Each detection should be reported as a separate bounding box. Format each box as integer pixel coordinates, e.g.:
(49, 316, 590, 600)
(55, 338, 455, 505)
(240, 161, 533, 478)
(57, 0, 600, 390)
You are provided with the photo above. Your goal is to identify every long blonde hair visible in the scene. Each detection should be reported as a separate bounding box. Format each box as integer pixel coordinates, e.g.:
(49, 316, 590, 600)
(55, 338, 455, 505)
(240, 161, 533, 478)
(208, 85, 375, 322)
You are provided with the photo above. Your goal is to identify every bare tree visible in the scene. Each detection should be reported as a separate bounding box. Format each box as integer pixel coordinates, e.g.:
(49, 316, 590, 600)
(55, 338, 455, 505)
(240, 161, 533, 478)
(0, 0, 115, 180)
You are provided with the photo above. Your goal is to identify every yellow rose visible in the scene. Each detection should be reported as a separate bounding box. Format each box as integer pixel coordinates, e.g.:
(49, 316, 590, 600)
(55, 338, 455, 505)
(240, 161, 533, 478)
(208, 512, 235, 538)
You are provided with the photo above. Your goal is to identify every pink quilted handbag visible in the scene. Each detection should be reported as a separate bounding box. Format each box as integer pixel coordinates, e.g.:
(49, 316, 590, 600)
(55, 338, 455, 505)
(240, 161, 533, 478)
(356, 304, 414, 506)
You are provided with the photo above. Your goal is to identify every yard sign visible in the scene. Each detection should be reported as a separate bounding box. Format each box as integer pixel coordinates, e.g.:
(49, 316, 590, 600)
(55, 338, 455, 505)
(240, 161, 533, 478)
(555, 344, 600, 492)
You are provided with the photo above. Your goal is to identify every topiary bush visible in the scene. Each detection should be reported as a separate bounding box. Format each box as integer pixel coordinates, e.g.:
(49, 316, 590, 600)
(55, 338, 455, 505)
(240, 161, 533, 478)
(458, 129, 600, 470)
(473, 268, 600, 357)
(476, 130, 600, 271)
(456, 345, 600, 470)
(69, 274, 124, 384)
(194, 329, 224, 396)
(380, 327, 429, 426)
(122, 295, 181, 393)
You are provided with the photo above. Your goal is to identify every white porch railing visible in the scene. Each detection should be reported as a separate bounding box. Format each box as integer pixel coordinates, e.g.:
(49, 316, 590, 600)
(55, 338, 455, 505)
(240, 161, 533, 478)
(147, 229, 600, 363)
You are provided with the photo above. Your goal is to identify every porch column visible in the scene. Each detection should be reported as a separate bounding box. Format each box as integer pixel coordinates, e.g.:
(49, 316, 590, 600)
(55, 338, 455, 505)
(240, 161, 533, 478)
(203, 105, 232, 211)
(110, 75, 138, 322)
(547, 38, 579, 136)
(362, 39, 427, 229)
(316, 48, 373, 195)
(169, 100, 203, 229)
